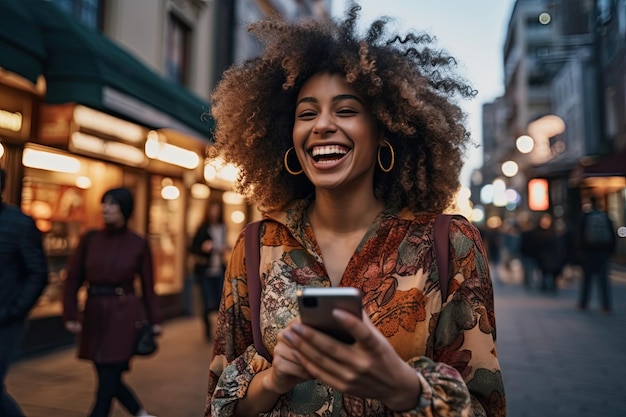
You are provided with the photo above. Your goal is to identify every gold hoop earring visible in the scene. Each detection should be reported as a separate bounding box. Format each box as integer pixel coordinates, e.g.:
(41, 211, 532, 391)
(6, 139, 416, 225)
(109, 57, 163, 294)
(377, 140, 395, 173)
(284, 147, 303, 175)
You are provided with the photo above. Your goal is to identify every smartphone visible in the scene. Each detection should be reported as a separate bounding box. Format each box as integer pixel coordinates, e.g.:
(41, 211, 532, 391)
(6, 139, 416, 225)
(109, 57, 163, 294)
(296, 287, 362, 344)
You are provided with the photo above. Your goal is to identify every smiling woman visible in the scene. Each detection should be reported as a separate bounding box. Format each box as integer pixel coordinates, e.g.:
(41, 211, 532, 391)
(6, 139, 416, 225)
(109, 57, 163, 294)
(205, 2, 505, 416)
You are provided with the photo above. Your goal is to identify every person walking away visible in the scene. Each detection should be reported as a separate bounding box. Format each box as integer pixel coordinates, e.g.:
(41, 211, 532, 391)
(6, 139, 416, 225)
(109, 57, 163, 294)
(190, 201, 229, 341)
(577, 196, 616, 313)
(485, 224, 502, 267)
(0, 168, 48, 417)
(204, 2, 505, 416)
(63, 187, 162, 417)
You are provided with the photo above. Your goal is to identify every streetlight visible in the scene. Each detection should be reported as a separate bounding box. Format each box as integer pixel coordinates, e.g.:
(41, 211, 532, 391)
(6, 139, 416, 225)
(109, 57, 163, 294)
(516, 135, 534, 154)
(501, 160, 519, 177)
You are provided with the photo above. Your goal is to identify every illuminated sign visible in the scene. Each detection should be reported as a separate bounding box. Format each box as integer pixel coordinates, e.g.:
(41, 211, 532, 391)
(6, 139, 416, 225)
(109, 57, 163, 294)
(528, 178, 549, 211)
(0, 110, 22, 132)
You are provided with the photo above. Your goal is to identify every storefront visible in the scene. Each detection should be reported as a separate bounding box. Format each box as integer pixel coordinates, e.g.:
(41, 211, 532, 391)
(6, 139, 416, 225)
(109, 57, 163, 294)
(3, 100, 212, 354)
(1, 0, 219, 354)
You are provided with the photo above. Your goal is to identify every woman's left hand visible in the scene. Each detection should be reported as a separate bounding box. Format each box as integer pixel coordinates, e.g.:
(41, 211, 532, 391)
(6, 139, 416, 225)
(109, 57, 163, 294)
(282, 310, 422, 412)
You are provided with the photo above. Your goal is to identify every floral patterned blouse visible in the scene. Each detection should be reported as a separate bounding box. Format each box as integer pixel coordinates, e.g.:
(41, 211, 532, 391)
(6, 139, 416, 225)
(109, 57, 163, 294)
(205, 200, 506, 417)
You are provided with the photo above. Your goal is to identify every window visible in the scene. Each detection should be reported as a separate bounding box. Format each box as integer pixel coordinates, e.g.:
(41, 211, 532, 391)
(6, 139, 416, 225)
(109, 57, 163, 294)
(164, 13, 190, 85)
(51, 0, 103, 31)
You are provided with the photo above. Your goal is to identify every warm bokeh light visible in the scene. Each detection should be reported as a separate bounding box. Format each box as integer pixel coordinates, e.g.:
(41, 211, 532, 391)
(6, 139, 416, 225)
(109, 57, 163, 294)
(223, 191, 245, 205)
(161, 185, 180, 200)
(204, 158, 239, 184)
(501, 160, 519, 177)
(190, 183, 210, 199)
(528, 178, 549, 211)
(516, 135, 534, 154)
(230, 210, 246, 224)
(145, 131, 199, 169)
(471, 206, 485, 223)
(0, 109, 22, 132)
(71, 132, 146, 166)
(538, 12, 551, 25)
(74, 105, 144, 143)
(486, 216, 502, 229)
(23, 148, 81, 173)
(75, 176, 92, 189)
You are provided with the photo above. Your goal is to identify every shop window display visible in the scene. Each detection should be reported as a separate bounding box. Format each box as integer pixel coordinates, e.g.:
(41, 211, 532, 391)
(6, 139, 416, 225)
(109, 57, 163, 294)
(148, 175, 185, 295)
(18, 151, 188, 319)
(21, 177, 88, 318)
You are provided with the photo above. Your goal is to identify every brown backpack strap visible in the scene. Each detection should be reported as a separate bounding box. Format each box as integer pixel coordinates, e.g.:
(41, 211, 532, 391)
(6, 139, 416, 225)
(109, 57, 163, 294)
(434, 214, 453, 302)
(245, 220, 272, 362)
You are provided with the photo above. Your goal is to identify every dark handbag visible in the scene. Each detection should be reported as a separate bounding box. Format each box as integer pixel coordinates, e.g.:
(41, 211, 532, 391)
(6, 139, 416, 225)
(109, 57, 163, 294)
(134, 322, 158, 356)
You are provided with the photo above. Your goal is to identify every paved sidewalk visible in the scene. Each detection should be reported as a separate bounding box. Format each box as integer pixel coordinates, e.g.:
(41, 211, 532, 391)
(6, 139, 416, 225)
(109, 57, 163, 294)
(6, 267, 626, 416)
(494, 265, 626, 417)
(6, 316, 213, 417)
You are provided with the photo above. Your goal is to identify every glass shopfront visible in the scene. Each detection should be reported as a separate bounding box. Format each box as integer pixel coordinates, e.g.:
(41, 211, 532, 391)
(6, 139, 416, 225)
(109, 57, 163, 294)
(20, 144, 188, 320)
(21, 145, 139, 318)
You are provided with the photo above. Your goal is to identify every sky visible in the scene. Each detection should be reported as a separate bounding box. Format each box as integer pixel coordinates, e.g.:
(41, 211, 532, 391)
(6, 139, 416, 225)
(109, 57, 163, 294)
(330, 0, 517, 186)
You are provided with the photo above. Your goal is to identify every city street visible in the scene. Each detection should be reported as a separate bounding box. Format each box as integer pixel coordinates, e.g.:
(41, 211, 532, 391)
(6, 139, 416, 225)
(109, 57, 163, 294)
(6, 267, 626, 417)
(494, 263, 626, 417)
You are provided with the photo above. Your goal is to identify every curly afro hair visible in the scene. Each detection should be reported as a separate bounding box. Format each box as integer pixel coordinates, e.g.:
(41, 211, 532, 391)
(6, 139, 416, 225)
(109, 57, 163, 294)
(208, 2, 476, 214)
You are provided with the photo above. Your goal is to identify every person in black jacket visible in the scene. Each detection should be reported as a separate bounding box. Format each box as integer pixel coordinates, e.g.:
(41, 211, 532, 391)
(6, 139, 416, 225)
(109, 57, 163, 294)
(0, 168, 48, 417)
(576, 196, 617, 313)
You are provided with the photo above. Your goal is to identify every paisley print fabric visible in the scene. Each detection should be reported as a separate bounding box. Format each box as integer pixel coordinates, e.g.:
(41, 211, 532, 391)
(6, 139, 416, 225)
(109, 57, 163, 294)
(205, 200, 506, 417)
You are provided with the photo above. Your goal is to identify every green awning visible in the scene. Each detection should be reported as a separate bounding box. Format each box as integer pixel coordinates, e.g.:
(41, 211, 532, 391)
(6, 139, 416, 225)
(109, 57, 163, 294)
(0, 0, 45, 83)
(4, 0, 213, 142)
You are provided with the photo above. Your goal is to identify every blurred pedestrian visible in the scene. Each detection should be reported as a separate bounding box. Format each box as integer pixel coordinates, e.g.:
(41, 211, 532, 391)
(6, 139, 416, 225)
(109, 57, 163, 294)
(190, 201, 229, 340)
(0, 168, 48, 417)
(533, 213, 566, 292)
(204, 3, 505, 416)
(501, 217, 521, 271)
(485, 224, 502, 266)
(576, 196, 616, 313)
(63, 187, 161, 417)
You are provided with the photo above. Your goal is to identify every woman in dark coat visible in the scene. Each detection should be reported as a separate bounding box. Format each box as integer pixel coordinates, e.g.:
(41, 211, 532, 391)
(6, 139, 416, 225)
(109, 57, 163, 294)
(63, 187, 161, 417)
(189, 201, 229, 341)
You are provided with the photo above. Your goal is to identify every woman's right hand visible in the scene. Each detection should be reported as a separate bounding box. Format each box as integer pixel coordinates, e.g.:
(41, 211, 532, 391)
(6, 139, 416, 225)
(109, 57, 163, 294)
(233, 321, 314, 417)
(65, 321, 82, 334)
(263, 319, 314, 395)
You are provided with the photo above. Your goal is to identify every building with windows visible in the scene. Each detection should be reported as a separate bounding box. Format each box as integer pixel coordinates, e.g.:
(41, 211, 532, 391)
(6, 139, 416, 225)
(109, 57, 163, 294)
(479, 0, 626, 262)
